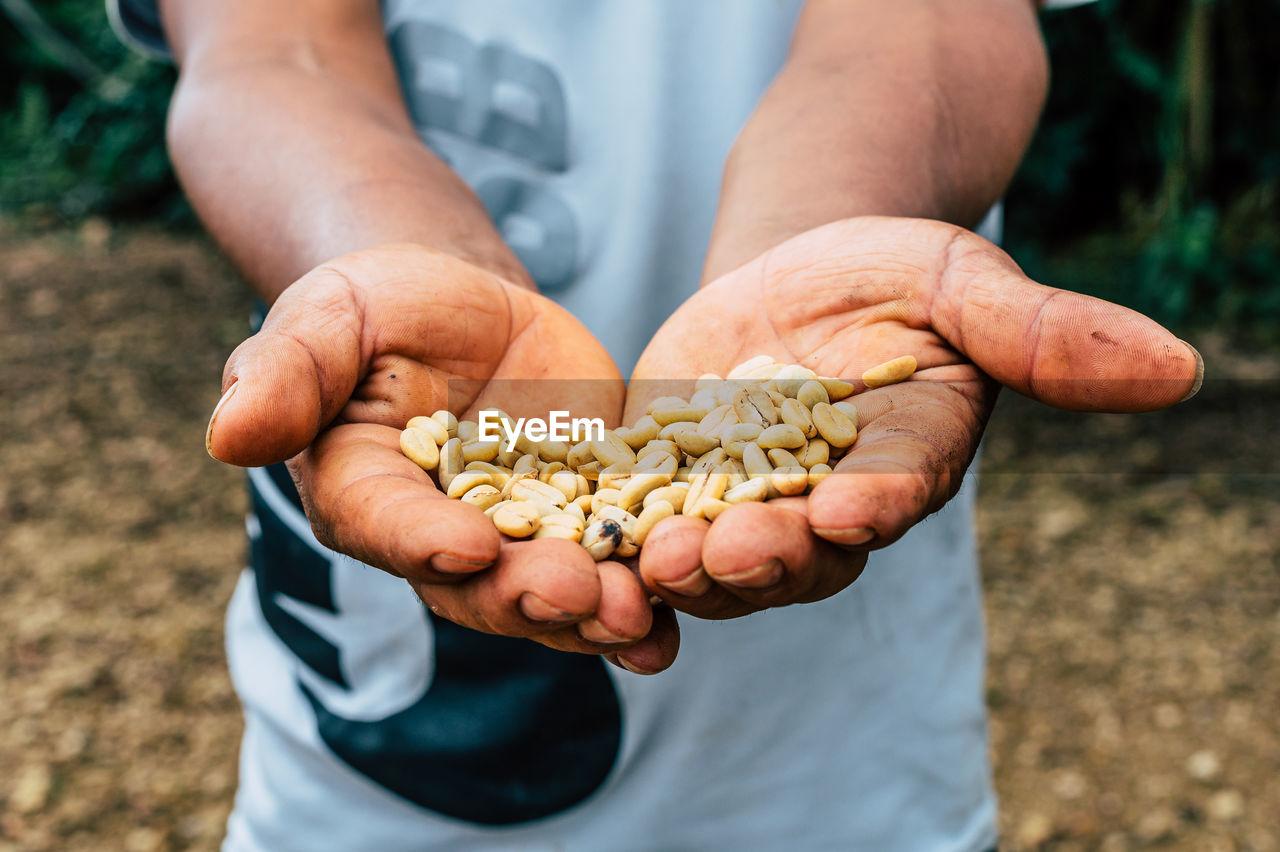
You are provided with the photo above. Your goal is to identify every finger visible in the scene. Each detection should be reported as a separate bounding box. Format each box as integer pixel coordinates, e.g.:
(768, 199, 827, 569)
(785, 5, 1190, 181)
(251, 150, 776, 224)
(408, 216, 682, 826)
(931, 230, 1202, 410)
(575, 561, 654, 647)
(295, 422, 502, 579)
(807, 381, 984, 549)
(638, 515, 756, 619)
(415, 538, 604, 640)
(609, 606, 682, 675)
(208, 270, 366, 467)
(701, 500, 866, 607)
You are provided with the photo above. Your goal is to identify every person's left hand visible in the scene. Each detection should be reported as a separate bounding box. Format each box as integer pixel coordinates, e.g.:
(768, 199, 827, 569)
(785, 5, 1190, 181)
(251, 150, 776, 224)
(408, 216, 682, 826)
(628, 216, 1202, 619)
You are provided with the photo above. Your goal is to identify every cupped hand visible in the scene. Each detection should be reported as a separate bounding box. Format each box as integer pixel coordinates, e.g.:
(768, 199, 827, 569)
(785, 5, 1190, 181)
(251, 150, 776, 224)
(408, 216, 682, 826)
(206, 244, 678, 671)
(628, 217, 1202, 619)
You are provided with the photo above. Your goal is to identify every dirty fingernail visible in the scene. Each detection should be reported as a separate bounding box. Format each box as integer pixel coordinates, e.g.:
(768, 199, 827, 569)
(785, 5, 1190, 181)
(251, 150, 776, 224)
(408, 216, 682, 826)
(814, 526, 877, 548)
(1178, 340, 1204, 403)
(579, 618, 630, 645)
(431, 553, 492, 575)
(657, 566, 713, 598)
(716, 557, 784, 590)
(617, 655, 661, 676)
(206, 380, 238, 459)
(519, 592, 576, 624)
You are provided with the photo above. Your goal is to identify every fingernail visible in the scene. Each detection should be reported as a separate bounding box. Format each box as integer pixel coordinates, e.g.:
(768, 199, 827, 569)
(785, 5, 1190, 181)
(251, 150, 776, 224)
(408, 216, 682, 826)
(1178, 339, 1204, 403)
(205, 380, 238, 459)
(617, 656, 661, 676)
(519, 593, 576, 624)
(716, 557, 784, 590)
(657, 566, 713, 598)
(432, 553, 492, 575)
(578, 618, 630, 645)
(813, 526, 877, 548)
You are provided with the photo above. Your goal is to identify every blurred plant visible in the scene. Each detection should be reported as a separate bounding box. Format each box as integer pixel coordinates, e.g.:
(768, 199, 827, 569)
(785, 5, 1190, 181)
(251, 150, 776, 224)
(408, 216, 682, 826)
(0, 0, 187, 222)
(1007, 0, 1280, 342)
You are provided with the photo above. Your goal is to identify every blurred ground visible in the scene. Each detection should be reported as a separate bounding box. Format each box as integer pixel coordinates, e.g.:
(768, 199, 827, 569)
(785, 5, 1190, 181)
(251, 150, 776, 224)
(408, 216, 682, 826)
(1, 225, 1276, 851)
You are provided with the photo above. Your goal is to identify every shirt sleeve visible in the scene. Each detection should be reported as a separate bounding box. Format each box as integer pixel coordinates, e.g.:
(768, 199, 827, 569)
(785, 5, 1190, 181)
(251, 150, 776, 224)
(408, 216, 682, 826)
(1041, 0, 1098, 8)
(106, 0, 171, 60)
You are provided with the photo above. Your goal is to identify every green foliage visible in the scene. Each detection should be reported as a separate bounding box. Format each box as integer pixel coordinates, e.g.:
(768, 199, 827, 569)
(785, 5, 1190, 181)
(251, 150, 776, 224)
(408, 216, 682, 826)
(1006, 0, 1280, 342)
(0, 0, 186, 222)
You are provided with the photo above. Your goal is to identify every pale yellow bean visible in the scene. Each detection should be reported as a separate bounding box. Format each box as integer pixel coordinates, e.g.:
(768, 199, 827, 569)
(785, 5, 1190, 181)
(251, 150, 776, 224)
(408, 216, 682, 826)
(644, 395, 691, 415)
(533, 513, 585, 542)
(617, 415, 660, 450)
(862, 355, 917, 388)
(493, 502, 540, 538)
(689, 447, 728, 477)
(511, 478, 569, 508)
(811, 402, 858, 449)
(741, 442, 773, 480)
(757, 423, 807, 450)
(438, 438, 464, 491)
(767, 448, 802, 469)
(732, 386, 778, 429)
(770, 466, 809, 497)
(464, 461, 512, 489)
(407, 415, 450, 447)
(400, 427, 440, 471)
(818, 377, 856, 401)
(461, 439, 501, 464)
(538, 440, 571, 464)
(446, 470, 493, 500)
(548, 470, 580, 502)
(633, 501, 675, 545)
(726, 355, 778, 380)
(620, 472, 674, 509)
(695, 404, 735, 436)
(699, 498, 731, 522)
(590, 431, 636, 467)
(796, 379, 830, 410)
(567, 439, 596, 469)
(723, 478, 769, 504)
(832, 400, 859, 430)
(591, 488, 624, 515)
(637, 439, 681, 461)
(773, 364, 819, 398)
(456, 420, 480, 442)
(685, 388, 716, 412)
(431, 409, 458, 438)
(779, 398, 818, 439)
(694, 373, 723, 393)
(807, 463, 834, 488)
(460, 484, 503, 511)
(674, 429, 719, 457)
(797, 439, 830, 469)
(643, 484, 690, 513)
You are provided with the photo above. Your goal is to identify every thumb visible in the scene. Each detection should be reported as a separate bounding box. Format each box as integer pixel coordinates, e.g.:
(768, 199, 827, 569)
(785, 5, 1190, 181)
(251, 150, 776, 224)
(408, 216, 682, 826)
(931, 238, 1203, 411)
(206, 276, 363, 466)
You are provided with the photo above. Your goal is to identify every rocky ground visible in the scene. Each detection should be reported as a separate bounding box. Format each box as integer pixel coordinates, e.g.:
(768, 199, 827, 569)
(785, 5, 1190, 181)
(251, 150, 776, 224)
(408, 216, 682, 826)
(1, 225, 1276, 851)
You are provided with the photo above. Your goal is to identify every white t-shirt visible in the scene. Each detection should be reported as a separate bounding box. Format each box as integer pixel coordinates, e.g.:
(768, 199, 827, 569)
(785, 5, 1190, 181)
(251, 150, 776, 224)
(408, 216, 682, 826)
(109, 1, 1089, 849)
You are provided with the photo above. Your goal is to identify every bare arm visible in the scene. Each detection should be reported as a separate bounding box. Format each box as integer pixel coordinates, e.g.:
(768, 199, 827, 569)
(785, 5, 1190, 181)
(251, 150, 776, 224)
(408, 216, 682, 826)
(702, 0, 1048, 281)
(633, 0, 1198, 619)
(161, 0, 532, 299)
(161, 0, 672, 670)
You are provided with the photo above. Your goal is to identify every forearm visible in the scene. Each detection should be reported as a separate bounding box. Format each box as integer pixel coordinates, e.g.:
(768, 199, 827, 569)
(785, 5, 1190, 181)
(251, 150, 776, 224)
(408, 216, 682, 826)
(703, 0, 1049, 281)
(163, 3, 529, 301)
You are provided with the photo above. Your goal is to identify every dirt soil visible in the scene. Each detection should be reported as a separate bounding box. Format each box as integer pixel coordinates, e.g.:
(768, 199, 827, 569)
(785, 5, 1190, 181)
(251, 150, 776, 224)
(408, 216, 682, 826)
(1, 225, 1277, 851)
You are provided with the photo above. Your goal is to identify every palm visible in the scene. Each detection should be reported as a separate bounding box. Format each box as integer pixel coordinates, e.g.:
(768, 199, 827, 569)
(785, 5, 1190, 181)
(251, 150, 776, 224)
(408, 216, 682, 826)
(210, 245, 674, 669)
(629, 217, 1200, 618)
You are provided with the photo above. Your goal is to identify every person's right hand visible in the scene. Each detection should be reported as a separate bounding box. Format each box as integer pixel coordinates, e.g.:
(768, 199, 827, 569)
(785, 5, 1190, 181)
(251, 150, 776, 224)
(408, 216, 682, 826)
(205, 244, 678, 672)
